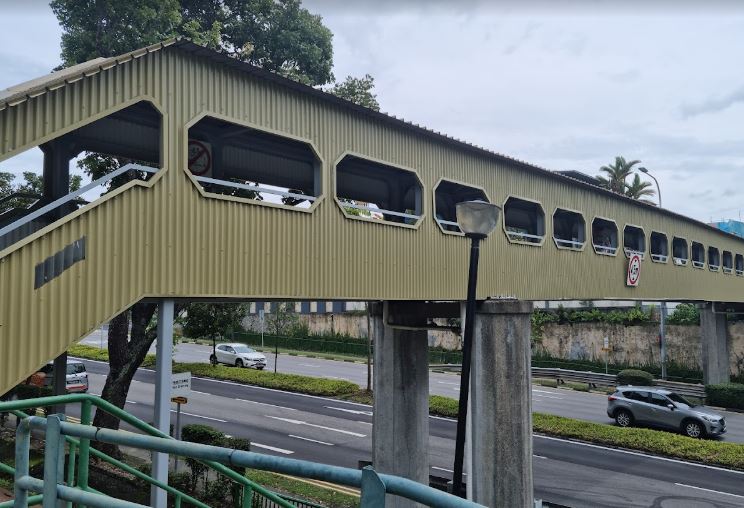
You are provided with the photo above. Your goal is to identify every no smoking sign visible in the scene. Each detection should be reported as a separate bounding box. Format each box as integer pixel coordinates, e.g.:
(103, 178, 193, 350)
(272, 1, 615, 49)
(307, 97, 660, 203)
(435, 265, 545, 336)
(188, 139, 212, 177)
(626, 253, 642, 287)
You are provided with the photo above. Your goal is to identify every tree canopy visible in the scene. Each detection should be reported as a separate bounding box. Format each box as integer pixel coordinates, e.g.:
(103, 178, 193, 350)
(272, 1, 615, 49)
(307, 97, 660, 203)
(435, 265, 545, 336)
(596, 156, 656, 203)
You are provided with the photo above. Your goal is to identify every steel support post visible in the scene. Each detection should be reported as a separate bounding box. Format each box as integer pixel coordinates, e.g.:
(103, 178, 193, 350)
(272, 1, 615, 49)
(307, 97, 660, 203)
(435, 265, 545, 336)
(151, 299, 174, 508)
(52, 353, 68, 415)
(43, 415, 64, 508)
(76, 399, 92, 497)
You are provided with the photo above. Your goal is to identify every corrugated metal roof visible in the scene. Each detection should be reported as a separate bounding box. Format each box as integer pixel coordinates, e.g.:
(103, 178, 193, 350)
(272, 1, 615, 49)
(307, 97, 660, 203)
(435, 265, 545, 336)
(0, 38, 738, 242)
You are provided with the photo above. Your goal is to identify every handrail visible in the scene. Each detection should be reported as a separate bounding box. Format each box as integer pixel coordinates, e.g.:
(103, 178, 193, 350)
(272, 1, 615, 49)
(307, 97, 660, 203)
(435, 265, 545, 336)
(0, 163, 158, 238)
(0, 394, 292, 507)
(35, 416, 483, 508)
(0, 191, 42, 206)
(341, 201, 421, 220)
(193, 175, 316, 203)
(593, 244, 618, 255)
(673, 257, 688, 266)
(506, 230, 543, 242)
(554, 238, 584, 249)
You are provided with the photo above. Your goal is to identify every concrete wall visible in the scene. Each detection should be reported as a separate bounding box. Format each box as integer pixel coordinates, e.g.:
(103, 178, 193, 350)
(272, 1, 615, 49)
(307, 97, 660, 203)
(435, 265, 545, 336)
(536, 321, 744, 378)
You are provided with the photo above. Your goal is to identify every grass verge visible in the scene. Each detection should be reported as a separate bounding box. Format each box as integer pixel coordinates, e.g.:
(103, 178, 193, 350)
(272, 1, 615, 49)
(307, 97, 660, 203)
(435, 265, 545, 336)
(68, 344, 156, 368)
(246, 469, 359, 508)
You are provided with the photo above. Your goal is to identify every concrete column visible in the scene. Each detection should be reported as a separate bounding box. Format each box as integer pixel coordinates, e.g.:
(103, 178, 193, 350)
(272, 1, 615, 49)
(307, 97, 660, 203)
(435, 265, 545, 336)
(51, 352, 67, 415)
(371, 302, 429, 508)
(151, 300, 174, 508)
(700, 303, 730, 385)
(469, 300, 533, 507)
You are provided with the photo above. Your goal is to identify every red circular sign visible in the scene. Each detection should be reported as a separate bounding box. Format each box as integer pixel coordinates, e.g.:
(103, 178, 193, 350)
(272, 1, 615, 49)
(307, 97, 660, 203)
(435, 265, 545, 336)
(627, 254, 642, 286)
(188, 139, 212, 176)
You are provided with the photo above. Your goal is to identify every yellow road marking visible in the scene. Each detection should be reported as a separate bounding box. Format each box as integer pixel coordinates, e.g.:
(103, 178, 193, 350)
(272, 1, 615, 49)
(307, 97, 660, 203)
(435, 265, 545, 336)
(273, 472, 361, 497)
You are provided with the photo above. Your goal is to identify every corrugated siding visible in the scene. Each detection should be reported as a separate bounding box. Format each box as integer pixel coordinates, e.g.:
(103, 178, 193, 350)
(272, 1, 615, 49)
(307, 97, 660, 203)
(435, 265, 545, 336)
(2, 47, 744, 393)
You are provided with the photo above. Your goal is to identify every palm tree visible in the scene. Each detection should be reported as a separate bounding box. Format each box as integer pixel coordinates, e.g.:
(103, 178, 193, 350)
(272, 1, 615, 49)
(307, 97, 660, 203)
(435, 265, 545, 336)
(624, 173, 656, 204)
(596, 156, 642, 194)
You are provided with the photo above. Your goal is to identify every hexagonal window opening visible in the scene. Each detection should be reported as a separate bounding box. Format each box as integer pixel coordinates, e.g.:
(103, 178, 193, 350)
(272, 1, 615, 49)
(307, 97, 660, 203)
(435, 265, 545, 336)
(553, 209, 585, 250)
(335, 155, 422, 226)
(708, 246, 721, 271)
(503, 197, 544, 245)
(623, 225, 646, 259)
(187, 116, 321, 209)
(735, 254, 744, 276)
(433, 180, 488, 234)
(592, 218, 618, 255)
(650, 232, 668, 263)
(691, 242, 705, 268)
(672, 237, 688, 266)
(722, 250, 733, 274)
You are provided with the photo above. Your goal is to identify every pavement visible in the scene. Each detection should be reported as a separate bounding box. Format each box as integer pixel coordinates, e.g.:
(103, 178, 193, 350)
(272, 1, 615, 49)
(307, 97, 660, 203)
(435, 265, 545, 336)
(79, 335, 744, 444)
(70, 356, 744, 508)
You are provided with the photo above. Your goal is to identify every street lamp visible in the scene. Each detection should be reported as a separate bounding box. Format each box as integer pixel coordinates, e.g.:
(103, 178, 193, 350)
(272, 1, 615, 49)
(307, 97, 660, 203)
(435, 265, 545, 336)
(638, 167, 667, 379)
(452, 200, 500, 498)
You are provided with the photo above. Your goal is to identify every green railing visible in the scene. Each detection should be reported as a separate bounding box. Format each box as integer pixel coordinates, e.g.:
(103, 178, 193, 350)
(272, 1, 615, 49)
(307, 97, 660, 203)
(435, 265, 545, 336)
(0, 394, 311, 508)
(2, 398, 483, 507)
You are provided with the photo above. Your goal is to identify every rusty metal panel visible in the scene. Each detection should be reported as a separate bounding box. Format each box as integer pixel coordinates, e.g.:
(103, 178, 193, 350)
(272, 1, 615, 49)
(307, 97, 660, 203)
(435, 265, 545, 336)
(2, 44, 744, 394)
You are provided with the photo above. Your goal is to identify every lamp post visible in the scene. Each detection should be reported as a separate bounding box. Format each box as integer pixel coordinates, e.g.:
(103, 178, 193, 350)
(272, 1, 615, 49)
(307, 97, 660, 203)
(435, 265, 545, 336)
(452, 200, 500, 498)
(638, 167, 667, 379)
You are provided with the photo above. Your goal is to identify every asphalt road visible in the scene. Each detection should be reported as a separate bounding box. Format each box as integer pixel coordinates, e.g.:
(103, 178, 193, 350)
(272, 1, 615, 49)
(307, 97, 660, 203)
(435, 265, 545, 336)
(79, 336, 744, 444)
(71, 357, 744, 508)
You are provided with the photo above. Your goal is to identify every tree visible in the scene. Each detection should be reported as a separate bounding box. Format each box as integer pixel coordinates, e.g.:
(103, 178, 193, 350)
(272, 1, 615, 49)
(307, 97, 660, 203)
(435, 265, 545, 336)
(596, 156, 641, 194)
(624, 173, 656, 204)
(266, 303, 299, 336)
(182, 303, 248, 340)
(0, 171, 82, 214)
(49, 0, 357, 445)
(329, 74, 380, 111)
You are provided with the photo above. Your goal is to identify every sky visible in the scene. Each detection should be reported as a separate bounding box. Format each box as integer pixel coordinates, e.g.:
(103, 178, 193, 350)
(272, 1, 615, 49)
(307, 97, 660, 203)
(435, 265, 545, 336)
(1, 1, 743, 222)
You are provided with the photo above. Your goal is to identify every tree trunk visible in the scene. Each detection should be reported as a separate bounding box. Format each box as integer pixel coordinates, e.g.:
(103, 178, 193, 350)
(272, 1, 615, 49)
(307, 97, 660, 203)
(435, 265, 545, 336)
(92, 302, 158, 457)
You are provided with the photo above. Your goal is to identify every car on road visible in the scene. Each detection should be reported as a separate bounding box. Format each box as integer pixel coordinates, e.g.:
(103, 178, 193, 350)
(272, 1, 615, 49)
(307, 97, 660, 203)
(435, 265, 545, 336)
(210, 343, 267, 369)
(32, 359, 89, 393)
(607, 386, 726, 438)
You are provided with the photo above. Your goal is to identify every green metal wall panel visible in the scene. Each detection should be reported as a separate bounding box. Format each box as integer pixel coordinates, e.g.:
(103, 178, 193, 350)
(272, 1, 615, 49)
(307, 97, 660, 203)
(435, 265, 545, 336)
(1, 44, 743, 393)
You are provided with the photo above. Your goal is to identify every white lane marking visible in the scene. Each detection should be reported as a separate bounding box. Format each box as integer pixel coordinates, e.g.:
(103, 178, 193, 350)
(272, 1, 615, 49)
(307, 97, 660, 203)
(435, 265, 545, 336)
(324, 376, 343, 379)
(299, 364, 319, 368)
(674, 483, 744, 499)
(357, 421, 373, 426)
(532, 389, 559, 394)
(288, 434, 334, 446)
(236, 399, 296, 411)
(532, 394, 563, 400)
(170, 410, 226, 423)
(191, 390, 208, 395)
(265, 416, 367, 437)
(126, 400, 138, 404)
(437, 381, 459, 386)
(533, 454, 547, 459)
(431, 466, 467, 476)
(535, 435, 744, 475)
(325, 406, 373, 416)
(251, 443, 294, 455)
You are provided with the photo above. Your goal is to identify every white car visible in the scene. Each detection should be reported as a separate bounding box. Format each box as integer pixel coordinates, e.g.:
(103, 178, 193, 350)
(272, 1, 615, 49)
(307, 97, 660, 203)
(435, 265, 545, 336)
(210, 343, 266, 369)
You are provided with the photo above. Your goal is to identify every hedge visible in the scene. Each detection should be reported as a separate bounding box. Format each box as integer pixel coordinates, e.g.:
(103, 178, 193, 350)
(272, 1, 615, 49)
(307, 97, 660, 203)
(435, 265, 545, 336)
(175, 363, 358, 397)
(533, 412, 744, 470)
(68, 344, 157, 368)
(616, 369, 654, 386)
(706, 383, 744, 410)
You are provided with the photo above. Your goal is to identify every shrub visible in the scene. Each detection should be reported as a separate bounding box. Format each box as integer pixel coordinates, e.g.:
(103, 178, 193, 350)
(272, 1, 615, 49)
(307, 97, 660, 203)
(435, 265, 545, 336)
(667, 303, 700, 325)
(429, 395, 458, 418)
(616, 369, 654, 386)
(182, 424, 226, 491)
(68, 344, 156, 368)
(705, 383, 744, 410)
(175, 363, 359, 397)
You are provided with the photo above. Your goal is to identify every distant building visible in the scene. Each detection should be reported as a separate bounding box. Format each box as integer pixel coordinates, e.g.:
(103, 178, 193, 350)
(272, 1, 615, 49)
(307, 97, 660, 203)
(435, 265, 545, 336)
(710, 219, 744, 239)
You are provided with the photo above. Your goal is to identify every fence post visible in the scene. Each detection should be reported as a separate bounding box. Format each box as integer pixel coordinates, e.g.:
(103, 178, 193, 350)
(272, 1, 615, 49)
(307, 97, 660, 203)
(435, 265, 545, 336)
(241, 485, 253, 508)
(77, 399, 92, 494)
(66, 441, 77, 508)
(14, 418, 31, 506)
(43, 414, 63, 508)
(360, 466, 386, 508)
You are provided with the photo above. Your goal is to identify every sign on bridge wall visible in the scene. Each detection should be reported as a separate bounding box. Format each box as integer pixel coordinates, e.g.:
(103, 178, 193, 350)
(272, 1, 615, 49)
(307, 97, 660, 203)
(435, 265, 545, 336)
(626, 254, 642, 287)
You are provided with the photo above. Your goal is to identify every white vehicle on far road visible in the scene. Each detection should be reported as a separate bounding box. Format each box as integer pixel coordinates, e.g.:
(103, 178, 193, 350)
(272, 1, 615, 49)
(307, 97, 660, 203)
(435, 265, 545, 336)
(210, 343, 267, 369)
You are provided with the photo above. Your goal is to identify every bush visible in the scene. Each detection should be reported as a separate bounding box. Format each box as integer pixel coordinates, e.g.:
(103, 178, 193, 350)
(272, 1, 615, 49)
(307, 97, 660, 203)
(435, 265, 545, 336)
(667, 303, 700, 325)
(175, 363, 359, 397)
(705, 383, 744, 410)
(68, 344, 156, 368)
(429, 395, 458, 418)
(182, 424, 226, 492)
(616, 369, 654, 386)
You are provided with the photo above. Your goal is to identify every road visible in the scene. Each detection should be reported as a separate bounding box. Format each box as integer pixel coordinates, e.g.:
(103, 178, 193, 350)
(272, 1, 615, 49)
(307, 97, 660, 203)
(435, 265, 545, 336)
(70, 357, 744, 508)
(79, 336, 744, 444)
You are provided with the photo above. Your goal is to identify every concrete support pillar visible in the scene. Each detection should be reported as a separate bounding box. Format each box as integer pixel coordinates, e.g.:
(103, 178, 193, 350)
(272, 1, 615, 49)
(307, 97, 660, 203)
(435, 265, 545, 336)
(51, 352, 67, 415)
(700, 303, 730, 385)
(151, 300, 174, 508)
(469, 300, 533, 507)
(371, 302, 429, 508)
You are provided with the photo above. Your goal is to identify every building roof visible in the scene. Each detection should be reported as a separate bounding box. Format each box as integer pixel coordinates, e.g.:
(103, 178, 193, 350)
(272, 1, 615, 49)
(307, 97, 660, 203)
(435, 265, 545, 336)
(0, 38, 739, 241)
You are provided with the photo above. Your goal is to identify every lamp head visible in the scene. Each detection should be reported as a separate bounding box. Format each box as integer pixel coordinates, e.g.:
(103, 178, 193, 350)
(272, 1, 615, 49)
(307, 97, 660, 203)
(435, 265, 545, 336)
(456, 200, 500, 238)
(638, 167, 649, 174)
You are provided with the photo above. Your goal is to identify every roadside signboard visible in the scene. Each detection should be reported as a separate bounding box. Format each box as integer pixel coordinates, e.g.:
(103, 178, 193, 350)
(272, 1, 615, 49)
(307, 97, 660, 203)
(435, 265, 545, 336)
(626, 253, 642, 287)
(171, 396, 188, 405)
(172, 372, 191, 397)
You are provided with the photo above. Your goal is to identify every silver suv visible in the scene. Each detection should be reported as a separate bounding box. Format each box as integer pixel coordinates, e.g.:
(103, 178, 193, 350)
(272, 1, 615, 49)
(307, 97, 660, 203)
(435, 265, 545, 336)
(607, 386, 726, 438)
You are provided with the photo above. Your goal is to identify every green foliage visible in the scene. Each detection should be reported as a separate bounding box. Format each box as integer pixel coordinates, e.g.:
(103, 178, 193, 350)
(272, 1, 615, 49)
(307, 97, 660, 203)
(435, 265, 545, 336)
(175, 363, 359, 396)
(182, 303, 248, 340)
(616, 369, 655, 386)
(667, 303, 700, 325)
(705, 383, 744, 410)
(429, 395, 458, 418)
(595, 156, 656, 204)
(549, 305, 653, 326)
(530, 310, 558, 344)
(265, 303, 299, 336)
(246, 469, 360, 508)
(328, 74, 380, 111)
(182, 423, 227, 492)
(68, 344, 157, 368)
(533, 412, 744, 470)
(0, 171, 82, 213)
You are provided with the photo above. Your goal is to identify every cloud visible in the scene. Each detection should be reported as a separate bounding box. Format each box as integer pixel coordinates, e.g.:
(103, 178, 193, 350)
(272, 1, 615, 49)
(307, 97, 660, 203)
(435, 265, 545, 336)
(680, 85, 744, 118)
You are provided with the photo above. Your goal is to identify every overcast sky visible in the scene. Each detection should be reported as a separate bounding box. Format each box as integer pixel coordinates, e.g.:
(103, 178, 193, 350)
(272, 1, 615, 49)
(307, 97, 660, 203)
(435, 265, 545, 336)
(1, 1, 743, 223)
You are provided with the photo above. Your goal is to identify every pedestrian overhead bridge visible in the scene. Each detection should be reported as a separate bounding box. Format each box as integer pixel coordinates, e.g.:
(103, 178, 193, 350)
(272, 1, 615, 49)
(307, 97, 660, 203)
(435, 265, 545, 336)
(1, 38, 743, 394)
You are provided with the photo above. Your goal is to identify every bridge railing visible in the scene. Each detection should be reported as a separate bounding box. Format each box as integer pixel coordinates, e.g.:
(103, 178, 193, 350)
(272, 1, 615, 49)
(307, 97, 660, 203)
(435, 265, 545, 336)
(1, 395, 483, 507)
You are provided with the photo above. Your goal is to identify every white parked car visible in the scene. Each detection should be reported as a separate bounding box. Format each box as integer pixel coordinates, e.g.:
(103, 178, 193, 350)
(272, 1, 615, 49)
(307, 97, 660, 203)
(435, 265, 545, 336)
(210, 343, 267, 369)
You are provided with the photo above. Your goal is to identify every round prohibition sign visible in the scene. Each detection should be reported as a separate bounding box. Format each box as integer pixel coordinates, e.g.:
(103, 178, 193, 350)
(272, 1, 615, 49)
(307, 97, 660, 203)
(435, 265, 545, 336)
(627, 253, 642, 286)
(188, 139, 212, 176)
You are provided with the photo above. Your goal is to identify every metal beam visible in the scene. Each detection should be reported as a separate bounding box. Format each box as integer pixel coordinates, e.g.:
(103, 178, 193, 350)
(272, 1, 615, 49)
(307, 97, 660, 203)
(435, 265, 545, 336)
(151, 300, 174, 508)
